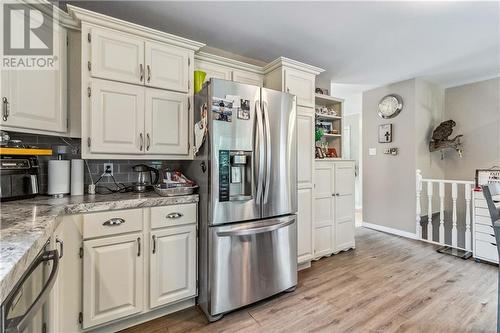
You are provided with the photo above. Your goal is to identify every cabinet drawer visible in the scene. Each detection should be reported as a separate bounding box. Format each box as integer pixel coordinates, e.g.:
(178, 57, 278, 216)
(475, 240, 498, 263)
(151, 203, 197, 229)
(475, 231, 496, 244)
(475, 215, 492, 226)
(475, 223, 494, 235)
(83, 209, 143, 239)
(475, 207, 491, 217)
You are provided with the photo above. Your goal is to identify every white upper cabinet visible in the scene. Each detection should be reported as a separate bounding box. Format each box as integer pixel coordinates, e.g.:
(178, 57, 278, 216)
(1, 27, 67, 134)
(150, 225, 196, 308)
(195, 60, 231, 82)
(145, 89, 189, 155)
(284, 68, 315, 108)
(83, 233, 144, 329)
(297, 107, 314, 187)
(145, 42, 190, 92)
(231, 70, 263, 87)
(90, 26, 144, 85)
(90, 79, 144, 154)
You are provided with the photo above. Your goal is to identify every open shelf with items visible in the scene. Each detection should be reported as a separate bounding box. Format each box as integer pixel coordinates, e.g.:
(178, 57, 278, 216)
(315, 93, 344, 160)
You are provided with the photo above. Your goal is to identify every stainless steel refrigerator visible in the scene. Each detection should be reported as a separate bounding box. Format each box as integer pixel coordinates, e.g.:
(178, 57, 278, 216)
(189, 79, 297, 322)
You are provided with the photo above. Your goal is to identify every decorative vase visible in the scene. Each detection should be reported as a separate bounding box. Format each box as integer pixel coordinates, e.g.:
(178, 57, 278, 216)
(194, 70, 207, 94)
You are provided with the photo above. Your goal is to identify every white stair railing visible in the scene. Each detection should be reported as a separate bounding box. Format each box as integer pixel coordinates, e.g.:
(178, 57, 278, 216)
(416, 170, 474, 252)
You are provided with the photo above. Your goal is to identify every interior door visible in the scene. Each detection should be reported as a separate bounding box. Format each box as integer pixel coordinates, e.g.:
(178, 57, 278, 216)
(261, 88, 297, 218)
(150, 225, 196, 308)
(209, 79, 261, 225)
(145, 88, 189, 155)
(90, 79, 144, 154)
(334, 163, 355, 250)
(83, 233, 144, 329)
(90, 26, 144, 85)
(145, 41, 190, 92)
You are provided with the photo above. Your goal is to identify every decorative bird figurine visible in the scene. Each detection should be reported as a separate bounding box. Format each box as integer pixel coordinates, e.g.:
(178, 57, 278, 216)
(432, 120, 456, 142)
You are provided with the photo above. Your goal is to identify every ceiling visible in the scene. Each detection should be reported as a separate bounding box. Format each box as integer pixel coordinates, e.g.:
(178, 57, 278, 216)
(62, 1, 500, 92)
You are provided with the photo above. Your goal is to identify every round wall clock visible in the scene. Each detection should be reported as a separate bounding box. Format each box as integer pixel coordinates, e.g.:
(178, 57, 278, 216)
(378, 94, 403, 119)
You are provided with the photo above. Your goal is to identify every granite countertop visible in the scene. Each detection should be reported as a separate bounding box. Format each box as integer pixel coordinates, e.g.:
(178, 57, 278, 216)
(0, 192, 199, 303)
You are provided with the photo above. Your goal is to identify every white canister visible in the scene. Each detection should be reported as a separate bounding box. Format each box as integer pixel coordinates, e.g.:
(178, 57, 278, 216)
(71, 159, 84, 196)
(48, 160, 70, 197)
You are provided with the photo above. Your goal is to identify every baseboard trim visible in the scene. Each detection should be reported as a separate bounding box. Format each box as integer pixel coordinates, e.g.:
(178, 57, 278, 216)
(362, 222, 417, 240)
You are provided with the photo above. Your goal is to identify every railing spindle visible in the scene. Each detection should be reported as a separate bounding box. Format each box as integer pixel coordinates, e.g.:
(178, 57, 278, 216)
(439, 182, 445, 244)
(427, 181, 433, 242)
(416, 170, 422, 239)
(451, 183, 458, 248)
(465, 183, 472, 251)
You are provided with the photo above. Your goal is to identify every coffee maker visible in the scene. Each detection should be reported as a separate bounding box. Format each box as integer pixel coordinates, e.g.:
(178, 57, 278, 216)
(131, 164, 159, 193)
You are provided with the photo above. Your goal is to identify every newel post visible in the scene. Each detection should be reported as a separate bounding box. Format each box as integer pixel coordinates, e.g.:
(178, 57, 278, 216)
(416, 170, 422, 239)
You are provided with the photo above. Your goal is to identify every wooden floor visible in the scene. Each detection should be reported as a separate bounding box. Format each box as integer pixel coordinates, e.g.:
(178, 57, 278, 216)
(121, 228, 498, 333)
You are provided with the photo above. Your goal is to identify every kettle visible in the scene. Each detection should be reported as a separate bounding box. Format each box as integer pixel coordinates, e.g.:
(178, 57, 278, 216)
(131, 164, 160, 193)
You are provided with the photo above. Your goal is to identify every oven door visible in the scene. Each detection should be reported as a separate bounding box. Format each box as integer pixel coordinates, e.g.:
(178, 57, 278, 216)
(1, 246, 59, 333)
(209, 215, 297, 316)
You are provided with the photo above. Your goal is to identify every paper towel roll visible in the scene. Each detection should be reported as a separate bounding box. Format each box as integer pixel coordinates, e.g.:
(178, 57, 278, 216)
(48, 160, 70, 196)
(71, 159, 84, 196)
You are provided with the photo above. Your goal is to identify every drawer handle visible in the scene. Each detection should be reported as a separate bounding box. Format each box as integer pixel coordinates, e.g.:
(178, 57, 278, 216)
(137, 237, 141, 257)
(152, 235, 157, 254)
(491, 234, 496, 237)
(102, 218, 125, 226)
(491, 242, 497, 246)
(166, 212, 183, 219)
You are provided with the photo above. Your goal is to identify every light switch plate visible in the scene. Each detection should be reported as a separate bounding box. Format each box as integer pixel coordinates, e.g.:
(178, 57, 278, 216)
(369, 148, 377, 156)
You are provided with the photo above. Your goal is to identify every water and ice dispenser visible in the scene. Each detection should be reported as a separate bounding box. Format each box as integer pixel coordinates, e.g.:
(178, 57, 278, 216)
(218, 150, 252, 201)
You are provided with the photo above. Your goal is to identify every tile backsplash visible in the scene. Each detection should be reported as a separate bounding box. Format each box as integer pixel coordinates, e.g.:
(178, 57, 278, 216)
(7, 131, 186, 194)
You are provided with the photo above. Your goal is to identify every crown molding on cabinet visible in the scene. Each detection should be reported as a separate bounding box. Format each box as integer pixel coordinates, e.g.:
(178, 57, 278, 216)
(67, 5, 205, 51)
(195, 51, 264, 75)
(19, 0, 79, 29)
(264, 57, 324, 75)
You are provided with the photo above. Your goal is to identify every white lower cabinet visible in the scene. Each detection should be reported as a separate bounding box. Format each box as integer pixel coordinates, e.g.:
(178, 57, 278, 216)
(150, 225, 196, 308)
(313, 160, 355, 259)
(72, 204, 198, 331)
(297, 187, 314, 264)
(83, 233, 144, 328)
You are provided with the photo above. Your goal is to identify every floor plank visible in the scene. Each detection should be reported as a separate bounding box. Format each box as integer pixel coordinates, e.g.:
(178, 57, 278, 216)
(120, 227, 498, 333)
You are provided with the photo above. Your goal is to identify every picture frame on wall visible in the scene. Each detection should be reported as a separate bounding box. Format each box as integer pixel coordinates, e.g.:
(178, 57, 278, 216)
(378, 123, 393, 143)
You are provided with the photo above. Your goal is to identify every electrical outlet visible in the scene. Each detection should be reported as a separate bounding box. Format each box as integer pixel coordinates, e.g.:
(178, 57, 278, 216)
(103, 163, 113, 177)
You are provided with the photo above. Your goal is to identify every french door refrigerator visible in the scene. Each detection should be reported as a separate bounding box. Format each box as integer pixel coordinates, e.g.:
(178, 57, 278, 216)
(190, 79, 297, 321)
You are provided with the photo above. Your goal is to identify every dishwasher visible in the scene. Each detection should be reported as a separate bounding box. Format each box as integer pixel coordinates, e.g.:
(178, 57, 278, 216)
(1, 240, 61, 333)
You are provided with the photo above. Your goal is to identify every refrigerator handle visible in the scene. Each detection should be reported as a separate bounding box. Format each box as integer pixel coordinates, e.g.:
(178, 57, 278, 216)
(255, 100, 265, 204)
(263, 100, 271, 204)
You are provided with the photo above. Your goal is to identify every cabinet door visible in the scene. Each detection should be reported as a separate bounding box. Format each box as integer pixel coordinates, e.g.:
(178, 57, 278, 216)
(145, 42, 190, 92)
(297, 187, 314, 264)
(90, 79, 144, 154)
(231, 70, 263, 87)
(90, 26, 144, 85)
(83, 233, 144, 329)
(1, 28, 67, 133)
(195, 60, 232, 82)
(314, 163, 335, 257)
(297, 107, 314, 187)
(284, 68, 315, 108)
(150, 225, 196, 308)
(334, 163, 355, 251)
(144, 89, 189, 155)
